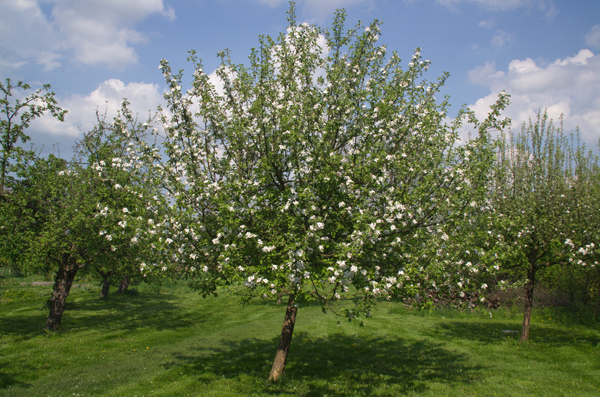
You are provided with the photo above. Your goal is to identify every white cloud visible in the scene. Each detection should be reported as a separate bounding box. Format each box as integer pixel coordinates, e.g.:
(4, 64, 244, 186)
(478, 19, 495, 29)
(0, 0, 63, 71)
(552, 49, 593, 66)
(468, 49, 600, 150)
(507, 57, 540, 74)
(207, 71, 226, 97)
(66, 79, 164, 131)
(0, 0, 175, 71)
(52, 0, 175, 68)
(29, 79, 164, 157)
(468, 61, 505, 85)
(585, 25, 600, 50)
(491, 30, 514, 48)
(52, 0, 175, 26)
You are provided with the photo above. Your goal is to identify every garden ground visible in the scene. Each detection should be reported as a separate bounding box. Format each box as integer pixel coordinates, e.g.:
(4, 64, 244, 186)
(1, 275, 599, 396)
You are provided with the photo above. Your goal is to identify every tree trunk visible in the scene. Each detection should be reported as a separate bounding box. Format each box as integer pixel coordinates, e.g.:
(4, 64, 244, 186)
(100, 278, 111, 299)
(45, 253, 79, 331)
(117, 275, 130, 293)
(520, 262, 536, 343)
(98, 270, 113, 299)
(268, 294, 298, 382)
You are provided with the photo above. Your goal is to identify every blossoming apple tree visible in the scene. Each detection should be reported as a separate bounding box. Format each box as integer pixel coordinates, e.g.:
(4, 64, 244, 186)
(4, 112, 163, 330)
(0, 79, 67, 272)
(0, 78, 67, 194)
(121, 5, 509, 381)
(489, 111, 600, 342)
(73, 112, 168, 298)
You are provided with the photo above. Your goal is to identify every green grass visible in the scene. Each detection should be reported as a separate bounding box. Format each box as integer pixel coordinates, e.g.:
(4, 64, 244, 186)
(1, 276, 600, 396)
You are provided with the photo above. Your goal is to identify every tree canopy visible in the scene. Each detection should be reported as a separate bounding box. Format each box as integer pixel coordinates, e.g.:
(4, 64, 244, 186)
(116, 4, 510, 381)
(489, 111, 600, 341)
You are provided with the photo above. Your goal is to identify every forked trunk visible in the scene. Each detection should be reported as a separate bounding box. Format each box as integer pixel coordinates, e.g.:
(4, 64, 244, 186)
(45, 253, 79, 331)
(520, 262, 536, 343)
(268, 294, 298, 382)
(117, 275, 130, 293)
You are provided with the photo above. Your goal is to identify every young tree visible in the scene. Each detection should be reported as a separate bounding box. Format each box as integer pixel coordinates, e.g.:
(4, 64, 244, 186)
(123, 4, 508, 381)
(491, 111, 599, 342)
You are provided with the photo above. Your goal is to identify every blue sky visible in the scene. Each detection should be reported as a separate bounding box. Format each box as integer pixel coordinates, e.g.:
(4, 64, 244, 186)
(2, 0, 599, 158)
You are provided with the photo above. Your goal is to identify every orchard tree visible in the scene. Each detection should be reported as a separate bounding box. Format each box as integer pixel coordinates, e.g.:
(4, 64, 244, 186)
(9, 154, 94, 329)
(122, 4, 509, 381)
(73, 111, 165, 299)
(0, 79, 66, 270)
(491, 111, 600, 342)
(7, 113, 162, 330)
(0, 78, 66, 194)
(565, 150, 600, 306)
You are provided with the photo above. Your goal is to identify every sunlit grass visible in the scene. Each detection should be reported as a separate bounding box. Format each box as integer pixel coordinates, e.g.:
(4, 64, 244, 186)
(1, 275, 599, 396)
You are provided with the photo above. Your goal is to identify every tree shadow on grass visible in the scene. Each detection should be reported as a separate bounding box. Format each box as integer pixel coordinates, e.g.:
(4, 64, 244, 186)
(165, 332, 482, 396)
(425, 320, 600, 346)
(0, 362, 33, 390)
(0, 310, 48, 341)
(0, 291, 204, 339)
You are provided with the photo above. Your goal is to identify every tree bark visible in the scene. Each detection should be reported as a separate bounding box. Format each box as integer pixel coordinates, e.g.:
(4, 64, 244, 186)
(117, 275, 130, 293)
(45, 253, 79, 331)
(100, 278, 110, 299)
(98, 270, 113, 299)
(268, 294, 298, 382)
(520, 262, 536, 343)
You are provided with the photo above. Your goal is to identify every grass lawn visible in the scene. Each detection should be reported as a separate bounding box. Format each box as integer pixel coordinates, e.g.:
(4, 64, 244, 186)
(1, 276, 599, 396)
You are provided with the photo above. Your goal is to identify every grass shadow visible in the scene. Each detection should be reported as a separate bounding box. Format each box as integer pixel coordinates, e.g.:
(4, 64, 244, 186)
(60, 291, 205, 333)
(165, 331, 481, 395)
(0, 362, 33, 390)
(0, 290, 204, 339)
(426, 319, 600, 346)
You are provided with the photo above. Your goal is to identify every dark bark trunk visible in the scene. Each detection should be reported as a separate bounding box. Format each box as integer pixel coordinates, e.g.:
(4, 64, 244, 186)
(520, 262, 536, 343)
(97, 270, 113, 299)
(117, 275, 130, 293)
(268, 294, 298, 382)
(100, 278, 110, 299)
(45, 253, 79, 331)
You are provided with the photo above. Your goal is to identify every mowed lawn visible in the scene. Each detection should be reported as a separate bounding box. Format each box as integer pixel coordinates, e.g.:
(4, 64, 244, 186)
(1, 278, 600, 396)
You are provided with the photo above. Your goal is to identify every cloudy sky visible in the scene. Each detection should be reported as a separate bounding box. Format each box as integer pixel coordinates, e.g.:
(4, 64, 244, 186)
(2, 0, 599, 158)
